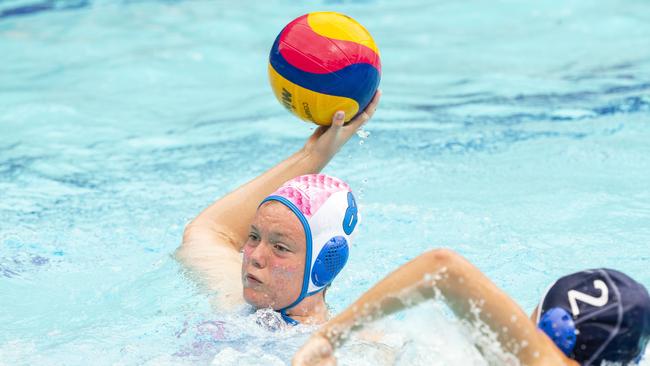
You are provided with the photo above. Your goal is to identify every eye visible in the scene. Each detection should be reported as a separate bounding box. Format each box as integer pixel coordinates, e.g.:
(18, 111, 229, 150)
(248, 233, 260, 242)
(273, 244, 290, 253)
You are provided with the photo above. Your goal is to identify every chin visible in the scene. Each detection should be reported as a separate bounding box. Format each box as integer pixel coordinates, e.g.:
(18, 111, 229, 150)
(243, 288, 276, 309)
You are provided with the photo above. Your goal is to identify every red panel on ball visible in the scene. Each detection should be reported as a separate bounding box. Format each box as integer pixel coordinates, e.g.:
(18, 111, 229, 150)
(278, 14, 381, 74)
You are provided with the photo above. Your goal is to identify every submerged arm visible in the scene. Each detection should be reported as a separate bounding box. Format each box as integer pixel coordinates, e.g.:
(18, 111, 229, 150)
(293, 249, 572, 366)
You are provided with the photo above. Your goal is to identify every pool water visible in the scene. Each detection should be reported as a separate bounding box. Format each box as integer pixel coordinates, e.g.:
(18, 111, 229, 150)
(1, 0, 649, 365)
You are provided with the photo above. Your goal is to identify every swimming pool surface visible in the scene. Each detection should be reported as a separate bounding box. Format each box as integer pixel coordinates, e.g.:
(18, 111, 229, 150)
(1, 0, 649, 365)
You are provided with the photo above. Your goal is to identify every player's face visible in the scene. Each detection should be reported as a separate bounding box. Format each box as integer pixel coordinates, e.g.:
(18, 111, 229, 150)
(242, 201, 306, 310)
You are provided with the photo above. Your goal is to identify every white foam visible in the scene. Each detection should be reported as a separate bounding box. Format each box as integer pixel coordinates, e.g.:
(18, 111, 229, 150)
(211, 347, 285, 366)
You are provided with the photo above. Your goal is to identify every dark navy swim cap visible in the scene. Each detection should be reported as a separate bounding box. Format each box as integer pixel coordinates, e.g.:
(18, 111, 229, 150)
(537, 268, 650, 365)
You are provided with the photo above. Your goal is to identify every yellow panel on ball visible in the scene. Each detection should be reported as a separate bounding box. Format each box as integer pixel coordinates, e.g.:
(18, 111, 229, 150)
(306, 12, 380, 55)
(268, 64, 360, 126)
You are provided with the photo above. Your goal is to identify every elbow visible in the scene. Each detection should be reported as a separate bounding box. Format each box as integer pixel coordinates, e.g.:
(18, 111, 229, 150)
(175, 221, 208, 264)
(181, 221, 198, 245)
(421, 248, 462, 268)
(177, 221, 204, 256)
(176, 224, 193, 258)
(181, 218, 212, 245)
(180, 220, 241, 253)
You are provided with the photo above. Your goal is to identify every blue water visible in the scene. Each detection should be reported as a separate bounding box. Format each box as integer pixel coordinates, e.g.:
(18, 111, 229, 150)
(1, 0, 650, 365)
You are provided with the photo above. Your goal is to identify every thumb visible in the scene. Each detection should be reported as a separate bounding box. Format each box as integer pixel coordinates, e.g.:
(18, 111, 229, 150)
(331, 111, 345, 129)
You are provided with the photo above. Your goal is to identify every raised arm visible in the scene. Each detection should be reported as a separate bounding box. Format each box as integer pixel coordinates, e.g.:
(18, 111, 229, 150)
(293, 249, 573, 366)
(176, 91, 381, 308)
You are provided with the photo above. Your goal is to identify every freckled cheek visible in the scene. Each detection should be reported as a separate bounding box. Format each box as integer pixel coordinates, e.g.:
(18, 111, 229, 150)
(269, 262, 302, 284)
(242, 246, 253, 263)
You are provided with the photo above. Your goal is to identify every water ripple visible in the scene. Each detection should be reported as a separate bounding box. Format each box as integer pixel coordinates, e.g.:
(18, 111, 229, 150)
(0, 0, 89, 20)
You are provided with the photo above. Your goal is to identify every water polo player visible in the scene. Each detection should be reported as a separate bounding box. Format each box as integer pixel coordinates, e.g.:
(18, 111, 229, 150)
(293, 249, 650, 365)
(176, 91, 380, 325)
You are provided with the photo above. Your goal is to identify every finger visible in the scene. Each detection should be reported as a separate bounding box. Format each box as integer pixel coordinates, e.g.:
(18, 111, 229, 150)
(347, 111, 370, 131)
(311, 126, 328, 139)
(291, 351, 310, 366)
(343, 109, 371, 134)
(291, 355, 303, 366)
(344, 90, 381, 132)
(355, 89, 381, 121)
(292, 350, 328, 366)
(366, 89, 382, 113)
(320, 111, 345, 140)
(331, 110, 345, 129)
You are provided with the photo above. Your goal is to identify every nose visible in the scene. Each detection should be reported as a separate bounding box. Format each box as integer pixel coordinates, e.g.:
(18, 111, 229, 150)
(247, 241, 269, 269)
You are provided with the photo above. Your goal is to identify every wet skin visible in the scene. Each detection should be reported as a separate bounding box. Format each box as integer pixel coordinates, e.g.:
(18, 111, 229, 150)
(242, 201, 306, 310)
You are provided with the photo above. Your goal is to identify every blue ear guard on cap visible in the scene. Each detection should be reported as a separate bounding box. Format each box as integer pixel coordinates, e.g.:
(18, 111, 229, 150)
(312, 236, 349, 287)
(538, 307, 577, 356)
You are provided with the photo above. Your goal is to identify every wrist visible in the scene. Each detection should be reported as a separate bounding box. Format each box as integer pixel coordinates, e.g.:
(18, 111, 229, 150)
(296, 148, 329, 174)
(318, 314, 354, 347)
(317, 327, 340, 349)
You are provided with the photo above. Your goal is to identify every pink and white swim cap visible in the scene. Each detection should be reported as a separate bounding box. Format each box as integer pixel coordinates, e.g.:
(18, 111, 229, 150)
(260, 173, 359, 323)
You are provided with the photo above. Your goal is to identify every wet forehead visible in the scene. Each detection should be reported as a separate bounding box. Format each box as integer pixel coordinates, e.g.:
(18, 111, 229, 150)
(254, 201, 306, 246)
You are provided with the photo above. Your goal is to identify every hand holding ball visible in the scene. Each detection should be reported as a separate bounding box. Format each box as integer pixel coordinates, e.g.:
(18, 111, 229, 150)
(269, 12, 381, 126)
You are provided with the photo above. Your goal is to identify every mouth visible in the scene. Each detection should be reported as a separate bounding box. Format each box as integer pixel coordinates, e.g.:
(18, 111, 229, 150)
(245, 273, 263, 286)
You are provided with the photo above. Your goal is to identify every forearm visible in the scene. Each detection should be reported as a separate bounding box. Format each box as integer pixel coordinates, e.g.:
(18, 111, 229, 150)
(185, 91, 380, 253)
(187, 148, 331, 250)
(319, 249, 448, 344)
(318, 249, 543, 361)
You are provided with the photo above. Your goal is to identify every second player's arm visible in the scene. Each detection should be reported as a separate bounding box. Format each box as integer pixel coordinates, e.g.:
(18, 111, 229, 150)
(294, 249, 575, 366)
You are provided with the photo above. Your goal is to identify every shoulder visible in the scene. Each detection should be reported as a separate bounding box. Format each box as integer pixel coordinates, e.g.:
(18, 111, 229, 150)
(181, 221, 242, 252)
(177, 224, 242, 268)
(176, 222, 242, 271)
(176, 223, 245, 310)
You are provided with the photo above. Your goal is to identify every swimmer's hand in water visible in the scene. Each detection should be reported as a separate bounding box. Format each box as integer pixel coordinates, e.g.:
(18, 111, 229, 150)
(292, 333, 335, 366)
(301, 90, 381, 168)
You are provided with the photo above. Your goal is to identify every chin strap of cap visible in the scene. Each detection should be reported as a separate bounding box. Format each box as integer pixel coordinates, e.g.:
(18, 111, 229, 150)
(280, 310, 299, 326)
(279, 285, 329, 326)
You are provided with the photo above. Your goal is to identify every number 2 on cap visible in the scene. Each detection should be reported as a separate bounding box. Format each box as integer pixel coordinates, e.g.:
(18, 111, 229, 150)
(567, 280, 609, 316)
